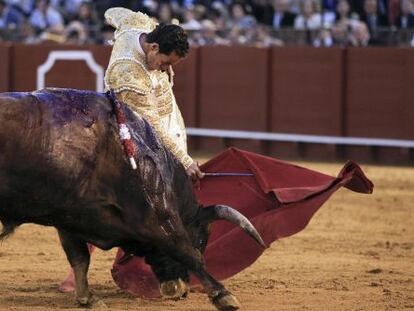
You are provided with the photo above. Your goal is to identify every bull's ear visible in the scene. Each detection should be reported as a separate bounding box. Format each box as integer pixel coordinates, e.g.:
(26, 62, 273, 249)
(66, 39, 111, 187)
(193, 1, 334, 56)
(198, 205, 267, 249)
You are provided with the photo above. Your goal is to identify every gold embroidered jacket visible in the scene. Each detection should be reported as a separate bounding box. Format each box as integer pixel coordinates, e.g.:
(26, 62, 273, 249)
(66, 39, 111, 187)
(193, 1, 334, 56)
(104, 7, 193, 169)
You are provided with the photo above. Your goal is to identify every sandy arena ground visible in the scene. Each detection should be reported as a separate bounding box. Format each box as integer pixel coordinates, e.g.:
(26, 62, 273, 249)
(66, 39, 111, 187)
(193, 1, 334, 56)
(0, 160, 413, 311)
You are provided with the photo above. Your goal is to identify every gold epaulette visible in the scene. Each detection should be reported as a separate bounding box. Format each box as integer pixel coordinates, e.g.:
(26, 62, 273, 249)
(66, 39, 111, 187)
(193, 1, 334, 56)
(105, 59, 152, 95)
(105, 8, 157, 33)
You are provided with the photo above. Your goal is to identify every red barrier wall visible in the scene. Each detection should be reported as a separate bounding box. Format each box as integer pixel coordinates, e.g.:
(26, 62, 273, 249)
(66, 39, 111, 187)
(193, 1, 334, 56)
(270, 47, 344, 135)
(198, 46, 269, 131)
(1, 44, 412, 163)
(0, 43, 11, 92)
(346, 48, 414, 140)
(173, 47, 198, 127)
(11, 44, 111, 92)
(406, 51, 414, 140)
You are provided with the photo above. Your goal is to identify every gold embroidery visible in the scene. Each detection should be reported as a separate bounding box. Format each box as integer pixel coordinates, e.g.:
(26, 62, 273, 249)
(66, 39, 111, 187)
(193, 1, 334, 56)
(104, 8, 193, 169)
(155, 92, 173, 116)
(105, 8, 156, 33)
(117, 90, 193, 169)
(105, 59, 152, 95)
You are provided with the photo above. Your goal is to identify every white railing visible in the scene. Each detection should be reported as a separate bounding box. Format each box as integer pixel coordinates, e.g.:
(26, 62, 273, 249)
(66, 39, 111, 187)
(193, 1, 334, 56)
(186, 127, 414, 148)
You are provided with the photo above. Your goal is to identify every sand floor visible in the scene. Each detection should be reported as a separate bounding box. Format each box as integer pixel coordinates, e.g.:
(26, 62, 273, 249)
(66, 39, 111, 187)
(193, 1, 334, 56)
(0, 161, 413, 311)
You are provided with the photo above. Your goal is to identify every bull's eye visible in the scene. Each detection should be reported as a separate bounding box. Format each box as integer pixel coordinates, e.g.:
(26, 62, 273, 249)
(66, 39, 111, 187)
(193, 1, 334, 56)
(198, 238, 207, 249)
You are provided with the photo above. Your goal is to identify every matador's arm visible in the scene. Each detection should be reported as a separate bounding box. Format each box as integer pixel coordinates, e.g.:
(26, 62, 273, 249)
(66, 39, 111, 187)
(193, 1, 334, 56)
(117, 90, 194, 170)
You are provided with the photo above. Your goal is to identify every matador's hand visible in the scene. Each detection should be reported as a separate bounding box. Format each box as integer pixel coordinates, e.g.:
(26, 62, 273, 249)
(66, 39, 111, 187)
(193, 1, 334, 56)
(186, 162, 205, 181)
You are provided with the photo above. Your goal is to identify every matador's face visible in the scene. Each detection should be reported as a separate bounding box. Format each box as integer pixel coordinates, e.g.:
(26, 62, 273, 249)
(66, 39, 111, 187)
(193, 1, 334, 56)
(146, 43, 183, 72)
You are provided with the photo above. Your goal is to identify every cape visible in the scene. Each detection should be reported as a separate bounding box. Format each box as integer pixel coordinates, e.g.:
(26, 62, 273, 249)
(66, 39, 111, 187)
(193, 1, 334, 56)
(111, 147, 374, 297)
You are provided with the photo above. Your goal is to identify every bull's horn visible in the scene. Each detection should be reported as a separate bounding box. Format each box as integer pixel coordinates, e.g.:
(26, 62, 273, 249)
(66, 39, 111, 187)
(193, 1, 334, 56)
(210, 205, 267, 249)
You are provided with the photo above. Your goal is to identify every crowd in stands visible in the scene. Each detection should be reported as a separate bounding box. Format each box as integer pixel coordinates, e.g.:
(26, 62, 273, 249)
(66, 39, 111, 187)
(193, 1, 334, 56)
(1, 0, 414, 47)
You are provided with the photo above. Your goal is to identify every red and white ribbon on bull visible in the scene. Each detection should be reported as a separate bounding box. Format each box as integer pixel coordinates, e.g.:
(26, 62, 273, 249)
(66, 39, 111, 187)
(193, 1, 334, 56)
(110, 90, 137, 170)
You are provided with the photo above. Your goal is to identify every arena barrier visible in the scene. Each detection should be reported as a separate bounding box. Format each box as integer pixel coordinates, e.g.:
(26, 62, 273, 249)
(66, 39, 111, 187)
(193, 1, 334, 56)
(10, 44, 111, 91)
(0, 43, 11, 92)
(0, 43, 412, 163)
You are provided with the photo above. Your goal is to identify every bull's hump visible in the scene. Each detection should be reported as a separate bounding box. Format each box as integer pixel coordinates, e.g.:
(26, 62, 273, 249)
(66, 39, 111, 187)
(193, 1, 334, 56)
(32, 88, 112, 127)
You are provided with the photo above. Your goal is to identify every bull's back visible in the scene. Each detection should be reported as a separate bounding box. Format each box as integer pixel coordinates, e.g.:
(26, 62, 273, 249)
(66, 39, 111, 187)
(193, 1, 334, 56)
(0, 89, 136, 240)
(1, 88, 111, 151)
(0, 88, 115, 196)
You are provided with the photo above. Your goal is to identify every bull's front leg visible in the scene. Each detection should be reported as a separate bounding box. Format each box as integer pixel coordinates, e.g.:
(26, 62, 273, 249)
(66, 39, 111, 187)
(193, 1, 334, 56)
(192, 261, 240, 311)
(57, 229, 107, 309)
(165, 243, 240, 311)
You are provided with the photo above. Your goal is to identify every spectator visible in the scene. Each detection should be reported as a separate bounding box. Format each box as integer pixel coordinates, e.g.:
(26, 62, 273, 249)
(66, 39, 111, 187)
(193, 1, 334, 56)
(387, 0, 399, 25)
(330, 19, 370, 46)
(320, 0, 338, 23)
(397, 0, 414, 28)
(29, 0, 64, 35)
(208, 2, 229, 33)
(158, 3, 174, 23)
(334, 0, 362, 29)
(180, 8, 202, 30)
(313, 28, 334, 46)
(361, 0, 388, 32)
(0, 0, 23, 30)
(377, 0, 389, 18)
(64, 22, 87, 44)
(67, 1, 100, 42)
(248, 24, 284, 47)
(5, 0, 35, 17)
(196, 19, 228, 45)
(227, 26, 248, 45)
(327, 0, 372, 46)
(360, 0, 388, 44)
(19, 19, 39, 43)
(228, 2, 257, 29)
(335, 0, 359, 22)
(0, 0, 405, 47)
(50, 0, 85, 22)
(294, 0, 327, 29)
(289, 0, 301, 14)
(193, 4, 208, 21)
(352, 20, 371, 45)
(330, 21, 349, 45)
(264, 0, 297, 29)
(251, 0, 274, 25)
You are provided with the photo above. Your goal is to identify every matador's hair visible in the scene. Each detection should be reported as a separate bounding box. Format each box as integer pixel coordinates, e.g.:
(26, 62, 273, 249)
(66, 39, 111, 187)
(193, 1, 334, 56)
(146, 23, 189, 57)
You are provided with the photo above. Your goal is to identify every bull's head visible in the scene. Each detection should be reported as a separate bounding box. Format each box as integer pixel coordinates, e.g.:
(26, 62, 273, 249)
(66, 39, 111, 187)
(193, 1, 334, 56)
(157, 204, 266, 299)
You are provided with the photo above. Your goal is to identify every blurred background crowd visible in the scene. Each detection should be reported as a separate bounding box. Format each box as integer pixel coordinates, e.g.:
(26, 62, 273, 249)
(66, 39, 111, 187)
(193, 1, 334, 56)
(1, 0, 414, 47)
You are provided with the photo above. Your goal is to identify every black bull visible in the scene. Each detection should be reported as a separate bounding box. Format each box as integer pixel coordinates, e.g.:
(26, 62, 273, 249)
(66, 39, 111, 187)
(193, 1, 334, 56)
(0, 88, 265, 310)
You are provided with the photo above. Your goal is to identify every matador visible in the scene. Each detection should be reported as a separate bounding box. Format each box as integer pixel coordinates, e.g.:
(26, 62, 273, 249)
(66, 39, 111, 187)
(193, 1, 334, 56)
(104, 7, 203, 179)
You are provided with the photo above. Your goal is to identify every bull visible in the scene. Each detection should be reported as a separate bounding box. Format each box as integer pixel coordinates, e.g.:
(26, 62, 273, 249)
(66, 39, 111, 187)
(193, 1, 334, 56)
(0, 88, 266, 311)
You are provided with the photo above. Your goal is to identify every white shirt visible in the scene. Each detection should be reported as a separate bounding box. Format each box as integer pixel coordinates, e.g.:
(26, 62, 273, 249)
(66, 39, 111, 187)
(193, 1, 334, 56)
(29, 7, 63, 30)
(294, 13, 333, 30)
(273, 12, 283, 29)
